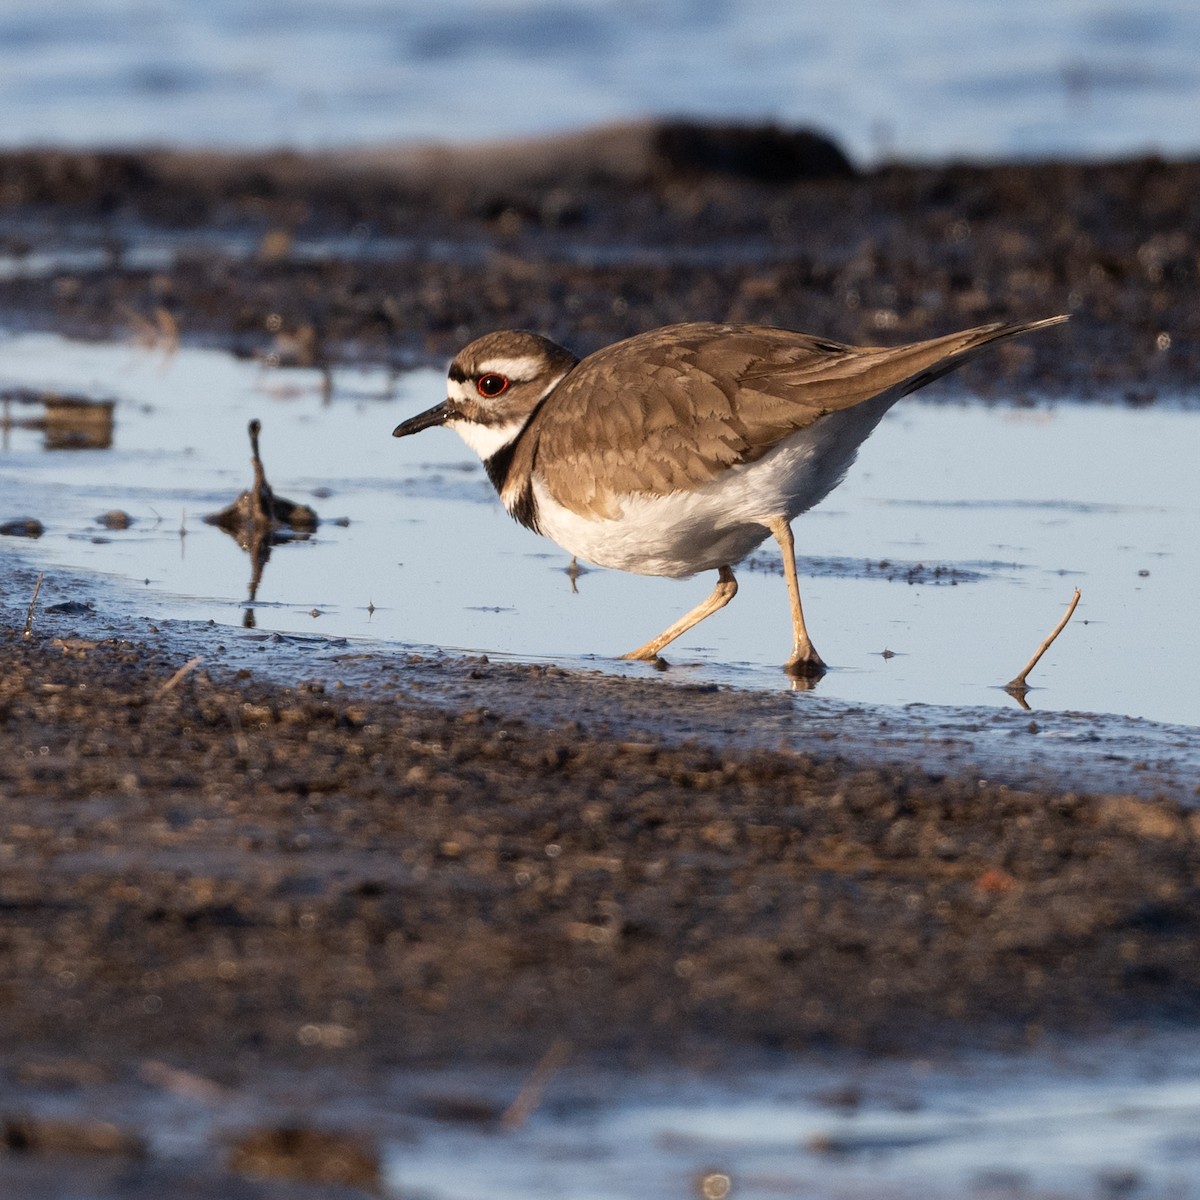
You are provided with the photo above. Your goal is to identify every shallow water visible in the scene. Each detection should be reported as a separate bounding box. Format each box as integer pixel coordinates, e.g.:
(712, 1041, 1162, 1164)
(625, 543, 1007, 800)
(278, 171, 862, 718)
(384, 1035, 1200, 1200)
(1, 330, 1196, 729)
(6, 1032, 1200, 1199)
(0, 0, 1197, 163)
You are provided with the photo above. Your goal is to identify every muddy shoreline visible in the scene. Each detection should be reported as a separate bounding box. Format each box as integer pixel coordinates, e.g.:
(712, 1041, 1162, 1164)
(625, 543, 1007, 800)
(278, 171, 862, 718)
(3, 559, 1200, 1070)
(1, 124, 1197, 397)
(2, 127, 1199, 1192)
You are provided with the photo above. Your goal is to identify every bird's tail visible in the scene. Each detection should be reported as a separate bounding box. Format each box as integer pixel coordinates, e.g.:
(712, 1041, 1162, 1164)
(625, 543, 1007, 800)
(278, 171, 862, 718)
(887, 314, 1070, 399)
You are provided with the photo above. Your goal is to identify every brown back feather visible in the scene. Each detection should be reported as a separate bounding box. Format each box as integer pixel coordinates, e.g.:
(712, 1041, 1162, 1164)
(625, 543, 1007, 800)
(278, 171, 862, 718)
(510, 317, 1066, 518)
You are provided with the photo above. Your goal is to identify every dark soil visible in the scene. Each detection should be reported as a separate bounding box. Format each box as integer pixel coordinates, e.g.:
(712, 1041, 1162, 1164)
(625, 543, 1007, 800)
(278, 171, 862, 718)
(3, 605, 1199, 1076)
(1, 123, 1196, 400)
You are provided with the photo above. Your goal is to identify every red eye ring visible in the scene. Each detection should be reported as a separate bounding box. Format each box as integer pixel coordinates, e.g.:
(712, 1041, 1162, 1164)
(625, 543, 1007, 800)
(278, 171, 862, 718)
(477, 373, 510, 398)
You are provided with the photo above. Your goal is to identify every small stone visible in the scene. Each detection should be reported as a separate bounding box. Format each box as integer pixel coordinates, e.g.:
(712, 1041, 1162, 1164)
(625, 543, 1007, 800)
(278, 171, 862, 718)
(0, 518, 44, 539)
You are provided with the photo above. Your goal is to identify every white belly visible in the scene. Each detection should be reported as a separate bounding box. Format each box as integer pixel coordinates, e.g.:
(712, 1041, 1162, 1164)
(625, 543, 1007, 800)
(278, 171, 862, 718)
(533, 394, 895, 578)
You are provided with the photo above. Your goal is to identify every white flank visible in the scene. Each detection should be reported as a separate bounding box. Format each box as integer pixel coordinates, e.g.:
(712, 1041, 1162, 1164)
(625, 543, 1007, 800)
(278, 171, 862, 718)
(533, 392, 897, 578)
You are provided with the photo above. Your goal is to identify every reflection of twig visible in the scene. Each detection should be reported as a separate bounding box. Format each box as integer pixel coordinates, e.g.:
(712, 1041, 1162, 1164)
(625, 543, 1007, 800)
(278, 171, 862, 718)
(565, 556, 588, 594)
(23, 572, 44, 638)
(123, 305, 179, 358)
(154, 656, 202, 702)
(1005, 588, 1081, 694)
(500, 1037, 571, 1130)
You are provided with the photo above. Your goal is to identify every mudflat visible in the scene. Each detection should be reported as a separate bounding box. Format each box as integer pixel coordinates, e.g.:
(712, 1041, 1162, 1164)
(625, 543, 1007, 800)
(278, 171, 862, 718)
(0, 121, 1196, 395)
(4, 586, 1200, 1072)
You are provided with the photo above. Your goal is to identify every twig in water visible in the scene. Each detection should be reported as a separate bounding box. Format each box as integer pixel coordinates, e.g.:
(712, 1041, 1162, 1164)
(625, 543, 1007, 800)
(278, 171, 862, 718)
(1005, 588, 1081, 695)
(23, 572, 44, 638)
(154, 656, 202, 701)
(500, 1037, 571, 1130)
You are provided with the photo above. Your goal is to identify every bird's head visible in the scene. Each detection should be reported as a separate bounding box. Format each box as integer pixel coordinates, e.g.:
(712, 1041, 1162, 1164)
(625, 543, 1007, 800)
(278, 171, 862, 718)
(392, 330, 579, 461)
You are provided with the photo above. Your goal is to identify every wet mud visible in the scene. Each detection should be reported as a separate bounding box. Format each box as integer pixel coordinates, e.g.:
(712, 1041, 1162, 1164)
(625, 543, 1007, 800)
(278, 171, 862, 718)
(1, 123, 1197, 399)
(3, 569, 1200, 1194)
(1, 125, 1199, 1194)
(4, 560, 1200, 1063)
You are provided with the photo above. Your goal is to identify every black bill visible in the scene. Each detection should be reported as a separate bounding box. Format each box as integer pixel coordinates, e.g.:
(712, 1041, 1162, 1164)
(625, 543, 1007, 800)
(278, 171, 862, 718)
(392, 401, 455, 438)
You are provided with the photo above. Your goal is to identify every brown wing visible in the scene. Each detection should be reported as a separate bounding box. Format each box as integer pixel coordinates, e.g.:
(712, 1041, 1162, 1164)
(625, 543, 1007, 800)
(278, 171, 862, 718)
(518, 317, 1067, 518)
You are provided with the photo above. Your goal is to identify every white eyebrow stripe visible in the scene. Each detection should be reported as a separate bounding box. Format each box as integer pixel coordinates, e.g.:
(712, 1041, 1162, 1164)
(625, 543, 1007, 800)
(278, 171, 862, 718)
(476, 355, 545, 382)
(537, 370, 570, 401)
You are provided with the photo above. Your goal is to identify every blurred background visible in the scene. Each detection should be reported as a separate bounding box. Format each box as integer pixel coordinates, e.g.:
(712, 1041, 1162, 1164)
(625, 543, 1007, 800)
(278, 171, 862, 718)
(1, 0, 1197, 163)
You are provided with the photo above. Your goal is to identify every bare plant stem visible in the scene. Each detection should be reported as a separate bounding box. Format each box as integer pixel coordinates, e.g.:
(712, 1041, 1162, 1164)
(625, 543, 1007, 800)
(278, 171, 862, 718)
(23, 572, 44, 639)
(500, 1037, 571, 1130)
(1006, 588, 1082, 693)
(154, 656, 202, 702)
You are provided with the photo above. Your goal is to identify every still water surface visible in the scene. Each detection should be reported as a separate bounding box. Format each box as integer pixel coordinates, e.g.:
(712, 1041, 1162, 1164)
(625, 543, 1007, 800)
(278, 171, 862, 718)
(0, 0, 1197, 163)
(6, 1031, 1200, 1199)
(1, 331, 1195, 728)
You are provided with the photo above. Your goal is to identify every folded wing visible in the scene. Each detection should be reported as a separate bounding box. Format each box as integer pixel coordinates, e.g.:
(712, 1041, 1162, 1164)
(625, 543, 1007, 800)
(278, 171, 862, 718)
(520, 317, 1067, 518)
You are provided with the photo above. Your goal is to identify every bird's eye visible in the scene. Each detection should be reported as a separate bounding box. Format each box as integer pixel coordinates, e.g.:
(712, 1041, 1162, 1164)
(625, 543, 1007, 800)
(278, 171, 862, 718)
(476, 373, 510, 398)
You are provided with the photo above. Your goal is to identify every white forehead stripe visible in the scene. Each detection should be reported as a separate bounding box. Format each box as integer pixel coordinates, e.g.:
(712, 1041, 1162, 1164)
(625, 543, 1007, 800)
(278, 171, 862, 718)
(447, 378, 475, 404)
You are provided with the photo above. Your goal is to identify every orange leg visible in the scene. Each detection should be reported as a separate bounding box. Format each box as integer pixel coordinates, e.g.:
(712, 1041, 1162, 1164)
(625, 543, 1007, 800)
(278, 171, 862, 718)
(622, 566, 738, 662)
(767, 516, 827, 677)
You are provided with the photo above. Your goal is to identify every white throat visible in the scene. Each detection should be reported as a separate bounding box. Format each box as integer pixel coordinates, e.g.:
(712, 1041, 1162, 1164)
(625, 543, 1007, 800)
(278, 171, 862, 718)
(447, 417, 526, 462)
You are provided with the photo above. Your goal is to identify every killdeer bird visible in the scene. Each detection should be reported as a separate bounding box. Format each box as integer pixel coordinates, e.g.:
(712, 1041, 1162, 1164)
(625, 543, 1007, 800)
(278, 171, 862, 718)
(393, 316, 1067, 675)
